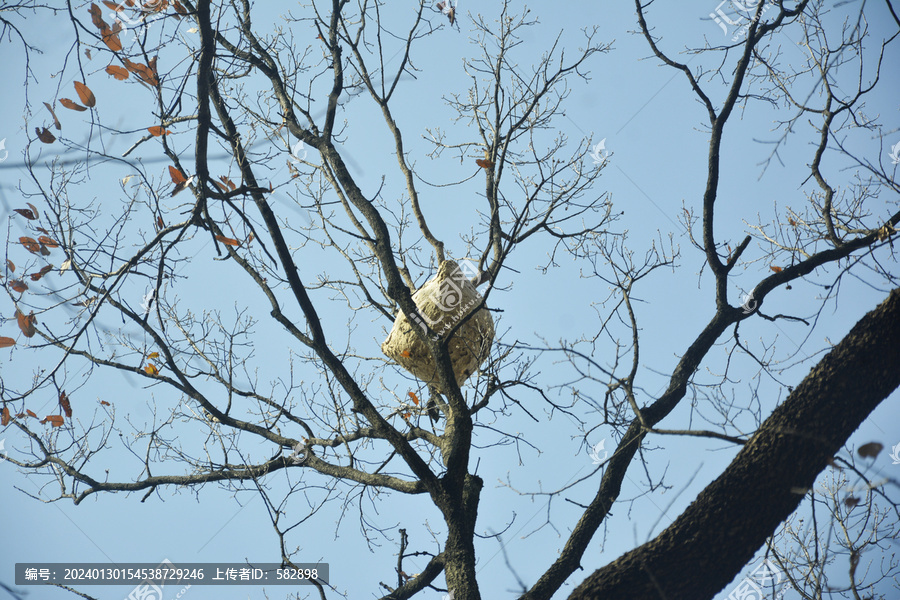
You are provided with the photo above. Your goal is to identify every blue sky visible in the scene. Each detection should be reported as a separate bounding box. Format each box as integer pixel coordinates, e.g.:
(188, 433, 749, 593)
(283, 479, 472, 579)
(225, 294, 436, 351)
(1, 1, 899, 599)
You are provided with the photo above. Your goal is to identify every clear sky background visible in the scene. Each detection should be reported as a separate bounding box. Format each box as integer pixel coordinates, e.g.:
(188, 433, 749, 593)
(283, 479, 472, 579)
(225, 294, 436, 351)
(1, 1, 899, 599)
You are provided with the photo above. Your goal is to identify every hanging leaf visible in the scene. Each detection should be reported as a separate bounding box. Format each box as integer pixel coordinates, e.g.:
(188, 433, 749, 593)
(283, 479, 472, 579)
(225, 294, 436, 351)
(20, 237, 41, 254)
(769, 266, 783, 273)
(35, 127, 56, 144)
(42, 414, 65, 427)
(43, 102, 61, 130)
(26, 409, 37, 418)
(215, 235, 241, 247)
(1, 406, 10, 426)
(59, 259, 72, 274)
(38, 235, 59, 248)
(147, 351, 160, 359)
(102, 0, 122, 10)
(408, 391, 420, 406)
(59, 392, 73, 418)
(30, 265, 54, 281)
(73, 81, 96, 108)
(219, 176, 236, 190)
(475, 158, 494, 169)
(39, 243, 51, 256)
(16, 310, 36, 337)
(144, 363, 159, 375)
(0, 337, 15, 348)
(105, 65, 130, 80)
(148, 126, 172, 137)
(6, 259, 14, 272)
(9, 280, 28, 293)
(60, 98, 88, 112)
(246, 232, 254, 244)
(157, 215, 165, 230)
(123, 59, 160, 86)
(172, 0, 188, 15)
(88, 3, 106, 29)
(102, 30, 123, 52)
(13, 208, 37, 219)
(857, 442, 884, 458)
(168, 165, 187, 184)
(100, 400, 111, 406)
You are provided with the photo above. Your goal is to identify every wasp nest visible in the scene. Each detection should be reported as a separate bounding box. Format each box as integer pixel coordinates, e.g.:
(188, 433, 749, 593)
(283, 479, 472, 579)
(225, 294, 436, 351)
(381, 260, 494, 393)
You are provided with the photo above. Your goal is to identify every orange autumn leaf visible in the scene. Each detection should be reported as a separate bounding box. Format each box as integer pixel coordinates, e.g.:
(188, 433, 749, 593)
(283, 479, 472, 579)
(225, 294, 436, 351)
(168, 165, 187, 184)
(102, 30, 123, 52)
(6, 259, 15, 272)
(38, 235, 59, 248)
(102, 0, 122, 10)
(43, 102, 61, 130)
(148, 126, 172, 137)
(402, 412, 411, 419)
(26, 409, 37, 418)
(219, 175, 236, 190)
(88, 3, 106, 28)
(60, 98, 88, 112)
(19, 237, 42, 254)
(0, 337, 15, 348)
(42, 414, 64, 427)
(9, 280, 28, 293)
(400, 350, 411, 357)
(36, 127, 56, 143)
(30, 265, 54, 281)
(769, 266, 783, 273)
(59, 391, 73, 418)
(147, 351, 160, 359)
(73, 81, 96, 108)
(215, 235, 241, 247)
(1, 406, 10, 426)
(100, 400, 111, 406)
(144, 363, 159, 375)
(172, 0, 188, 15)
(408, 391, 420, 406)
(106, 64, 130, 80)
(157, 215, 165, 229)
(17, 310, 36, 337)
(475, 158, 494, 169)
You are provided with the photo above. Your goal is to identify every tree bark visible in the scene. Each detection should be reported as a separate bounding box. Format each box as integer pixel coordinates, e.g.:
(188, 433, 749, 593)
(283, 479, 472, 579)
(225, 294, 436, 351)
(568, 287, 900, 600)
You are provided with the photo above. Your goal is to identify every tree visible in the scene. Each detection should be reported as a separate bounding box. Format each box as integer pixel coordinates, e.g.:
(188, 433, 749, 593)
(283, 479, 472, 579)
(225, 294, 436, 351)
(1, 1, 898, 599)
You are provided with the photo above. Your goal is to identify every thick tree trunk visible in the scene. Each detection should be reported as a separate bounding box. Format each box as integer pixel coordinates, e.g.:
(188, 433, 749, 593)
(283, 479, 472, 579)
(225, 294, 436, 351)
(444, 473, 483, 600)
(569, 287, 900, 600)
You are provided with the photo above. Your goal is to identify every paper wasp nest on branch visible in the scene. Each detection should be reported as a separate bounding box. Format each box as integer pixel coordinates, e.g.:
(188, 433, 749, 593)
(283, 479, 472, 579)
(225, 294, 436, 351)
(381, 260, 494, 393)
